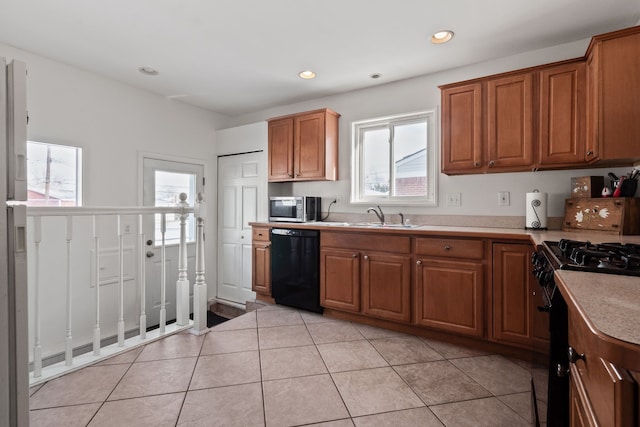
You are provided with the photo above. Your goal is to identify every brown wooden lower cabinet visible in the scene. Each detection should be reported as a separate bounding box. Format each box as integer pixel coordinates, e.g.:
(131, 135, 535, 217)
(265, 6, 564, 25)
(491, 242, 549, 350)
(570, 364, 598, 427)
(567, 302, 637, 426)
(320, 248, 361, 312)
(251, 226, 271, 296)
(414, 258, 484, 337)
(362, 253, 411, 323)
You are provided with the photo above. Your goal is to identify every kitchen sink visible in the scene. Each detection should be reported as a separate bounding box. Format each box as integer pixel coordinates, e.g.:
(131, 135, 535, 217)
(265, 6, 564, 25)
(316, 221, 419, 228)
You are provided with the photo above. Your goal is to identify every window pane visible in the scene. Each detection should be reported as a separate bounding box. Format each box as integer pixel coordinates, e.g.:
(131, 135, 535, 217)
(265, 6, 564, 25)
(27, 141, 82, 206)
(362, 127, 390, 196)
(393, 122, 427, 197)
(155, 171, 196, 244)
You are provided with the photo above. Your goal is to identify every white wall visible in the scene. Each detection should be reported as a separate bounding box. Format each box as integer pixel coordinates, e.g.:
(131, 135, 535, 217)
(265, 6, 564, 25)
(220, 38, 633, 220)
(0, 43, 229, 357)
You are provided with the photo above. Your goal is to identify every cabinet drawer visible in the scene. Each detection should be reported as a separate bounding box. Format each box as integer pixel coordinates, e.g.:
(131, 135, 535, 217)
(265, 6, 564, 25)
(252, 227, 271, 242)
(321, 232, 411, 254)
(415, 237, 484, 259)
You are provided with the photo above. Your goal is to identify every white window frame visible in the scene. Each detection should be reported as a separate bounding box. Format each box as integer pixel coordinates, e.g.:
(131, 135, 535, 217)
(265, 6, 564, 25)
(26, 140, 84, 206)
(351, 109, 438, 206)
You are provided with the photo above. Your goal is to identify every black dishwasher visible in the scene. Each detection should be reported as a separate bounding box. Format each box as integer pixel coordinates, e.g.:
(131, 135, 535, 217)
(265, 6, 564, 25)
(270, 228, 322, 313)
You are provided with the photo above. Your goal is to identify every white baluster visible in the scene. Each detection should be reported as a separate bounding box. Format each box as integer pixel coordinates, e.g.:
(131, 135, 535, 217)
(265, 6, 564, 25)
(93, 215, 101, 356)
(159, 213, 167, 334)
(176, 193, 190, 326)
(33, 216, 42, 378)
(65, 216, 73, 366)
(191, 193, 207, 335)
(117, 215, 125, 346)
(139, 214, 146, 339)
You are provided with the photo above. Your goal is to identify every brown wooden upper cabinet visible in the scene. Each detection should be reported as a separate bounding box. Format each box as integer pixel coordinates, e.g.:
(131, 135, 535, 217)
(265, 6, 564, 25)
(538, 62, 586, 167)
(267, 108, 340, 182)
(441, 25, 640, 175)
(586, 27, 640, 165)
(487, 73, 535, 171)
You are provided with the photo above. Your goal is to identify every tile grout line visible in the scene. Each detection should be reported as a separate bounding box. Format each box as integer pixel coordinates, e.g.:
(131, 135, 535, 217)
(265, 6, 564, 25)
(304, 313, 355, 424)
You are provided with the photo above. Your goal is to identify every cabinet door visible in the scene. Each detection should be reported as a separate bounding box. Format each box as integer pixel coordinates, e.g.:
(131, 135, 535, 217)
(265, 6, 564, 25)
(294, 112, 326, 180)
(252, 243, 271, 295)
(492, 243, 535, 348)
(414, 258, 484, 337)
(538, 62, 587, 166)
(487, 73, 534, 170)
(570, 365, 599, 427)
(595, 32, 640, 162)
(362, 253, 411, 323)
(320, 248, 360, 312)
(585, 43, 600, 162)
(441, 83, 483, 173)
(268, 118, 294, 181)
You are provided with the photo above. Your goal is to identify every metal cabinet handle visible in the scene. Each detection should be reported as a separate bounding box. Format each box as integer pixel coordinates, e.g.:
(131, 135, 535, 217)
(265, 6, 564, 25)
(586, 151, 593, 156)
(568, 346, 585, 364)
(444, 245, 451, 251)
(556, 363, 570, 378)
(352, 253, 358, 258)
(488, 160, 495, 167)
(146, 251, 155, 258)
(416, 260, 422, 265)
(474, 161, 480, 167)
(363, 255, 369, 260)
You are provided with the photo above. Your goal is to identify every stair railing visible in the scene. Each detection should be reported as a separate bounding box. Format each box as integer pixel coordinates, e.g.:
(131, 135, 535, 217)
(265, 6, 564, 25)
(26, 193, 207, 385)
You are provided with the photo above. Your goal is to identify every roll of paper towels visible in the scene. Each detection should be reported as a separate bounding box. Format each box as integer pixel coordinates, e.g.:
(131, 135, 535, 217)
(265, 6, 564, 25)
(525, 190, 547, 229)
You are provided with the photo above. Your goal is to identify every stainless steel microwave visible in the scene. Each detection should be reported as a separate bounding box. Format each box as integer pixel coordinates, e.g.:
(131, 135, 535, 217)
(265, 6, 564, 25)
(269, 196, 321, 222)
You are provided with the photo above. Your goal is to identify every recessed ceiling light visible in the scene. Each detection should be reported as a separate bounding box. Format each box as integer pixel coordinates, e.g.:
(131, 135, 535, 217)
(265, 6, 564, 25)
(431, 30, 454, 44)
(138, 66, 159, 76)
(370, 73, 382, 79)
(298, 70, 316, 79)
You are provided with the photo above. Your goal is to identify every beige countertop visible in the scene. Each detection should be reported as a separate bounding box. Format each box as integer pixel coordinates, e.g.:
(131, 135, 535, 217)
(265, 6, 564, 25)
(556, 270, 640, 347)
(253, 221, 640, 246)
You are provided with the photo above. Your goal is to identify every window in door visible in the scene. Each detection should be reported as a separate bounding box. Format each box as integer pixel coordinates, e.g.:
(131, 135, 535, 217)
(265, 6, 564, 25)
(26, 141, 83, 206)
(153, 170, 197, 245)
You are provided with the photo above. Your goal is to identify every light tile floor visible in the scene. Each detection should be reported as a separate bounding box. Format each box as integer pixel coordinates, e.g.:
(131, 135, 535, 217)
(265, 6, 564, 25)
(29, 305, 548, 426)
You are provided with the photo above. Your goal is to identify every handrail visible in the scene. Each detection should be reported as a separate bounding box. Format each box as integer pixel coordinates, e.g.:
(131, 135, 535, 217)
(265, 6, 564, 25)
(26, 192, 207, 385)
(26, 205, 194, 216)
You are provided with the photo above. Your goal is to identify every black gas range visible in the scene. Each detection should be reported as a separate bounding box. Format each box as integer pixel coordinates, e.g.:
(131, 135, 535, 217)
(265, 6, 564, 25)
(541, 239, 640, 275)
(531, 239, 640, 426)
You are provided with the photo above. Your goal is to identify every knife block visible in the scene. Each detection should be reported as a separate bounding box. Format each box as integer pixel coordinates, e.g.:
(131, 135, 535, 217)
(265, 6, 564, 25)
(562, 197, 640, 235)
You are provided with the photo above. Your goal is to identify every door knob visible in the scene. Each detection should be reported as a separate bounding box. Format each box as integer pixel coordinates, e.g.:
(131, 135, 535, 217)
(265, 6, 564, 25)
(146, 251, 155, 258)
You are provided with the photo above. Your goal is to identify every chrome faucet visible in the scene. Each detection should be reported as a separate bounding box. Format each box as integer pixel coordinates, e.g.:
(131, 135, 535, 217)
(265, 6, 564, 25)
(398, 212, 404, 225)
(366, 205, 385, 224)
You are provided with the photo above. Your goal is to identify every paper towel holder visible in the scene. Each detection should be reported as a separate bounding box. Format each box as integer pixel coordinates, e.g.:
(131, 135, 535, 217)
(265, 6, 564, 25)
(525, 189, 548, 231)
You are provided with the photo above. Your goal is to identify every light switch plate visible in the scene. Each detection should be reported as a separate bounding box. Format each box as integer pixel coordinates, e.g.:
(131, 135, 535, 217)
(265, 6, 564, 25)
(447, 192, 462, 207)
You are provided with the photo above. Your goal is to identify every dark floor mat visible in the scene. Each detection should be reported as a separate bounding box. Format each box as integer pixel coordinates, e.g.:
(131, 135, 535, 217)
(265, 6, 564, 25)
(186, 311, 230, 328)
(207, 311, 229, 327)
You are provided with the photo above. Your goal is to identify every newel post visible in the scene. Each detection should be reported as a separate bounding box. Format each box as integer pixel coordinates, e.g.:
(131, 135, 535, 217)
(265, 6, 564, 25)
(191, 192, 208, 334)
(175, 193, 190, 326)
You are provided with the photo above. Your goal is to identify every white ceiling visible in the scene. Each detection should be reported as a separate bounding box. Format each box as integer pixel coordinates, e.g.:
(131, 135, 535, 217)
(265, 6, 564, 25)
(1, 0, 639, 117)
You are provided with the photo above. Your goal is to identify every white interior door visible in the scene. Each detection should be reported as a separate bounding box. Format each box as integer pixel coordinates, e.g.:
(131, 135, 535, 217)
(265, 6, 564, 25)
(142, 157, 204, 328)
(217, 152, 264, 305)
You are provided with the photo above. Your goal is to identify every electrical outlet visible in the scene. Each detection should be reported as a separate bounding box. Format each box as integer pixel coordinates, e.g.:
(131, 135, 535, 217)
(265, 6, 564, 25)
(334, 195, 343, 204)
(447, 192, 461, 207)
(498, 191, 510, 206)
